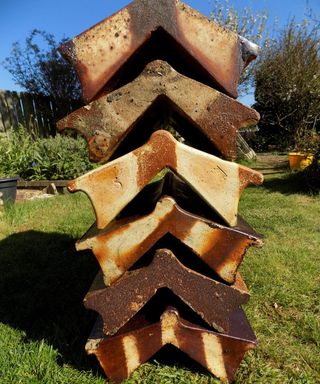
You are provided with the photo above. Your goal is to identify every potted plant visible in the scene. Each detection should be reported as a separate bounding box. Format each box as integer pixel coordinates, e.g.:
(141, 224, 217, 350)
(288, 152, 314, 171)
(0, 132, 19, 204)
(0, 172, 19, 205)
(288, 132, 319, 171)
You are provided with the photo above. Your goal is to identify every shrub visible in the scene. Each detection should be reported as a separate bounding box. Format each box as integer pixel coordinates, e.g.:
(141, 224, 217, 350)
(3, 29, 81, 118)
(254, 18, 320, 151)
(0, 127, 96, 180)
(303, 146, 320, 192)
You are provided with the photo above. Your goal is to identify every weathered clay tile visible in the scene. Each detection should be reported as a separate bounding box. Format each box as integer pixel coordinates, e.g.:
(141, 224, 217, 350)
(57, 60, 260, 162)
(117, 169, 263, 238)
(86, 306, 256, 383)
(84, 249, 250, 334)
(68, 130, 263, 228)
(77, 196, 261, 285)
(59, 0, 259, 102)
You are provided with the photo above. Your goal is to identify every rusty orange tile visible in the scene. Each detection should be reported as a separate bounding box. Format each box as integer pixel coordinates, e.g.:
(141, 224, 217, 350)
(59, 0, 259, 102)
(115, 169, 263, 237)
(86, 306, 256, 383)
(57, 61, 259, 162)
(77, 196, 262, 285)
(68, 130, 263, 228)
(84, 249, 250, 335)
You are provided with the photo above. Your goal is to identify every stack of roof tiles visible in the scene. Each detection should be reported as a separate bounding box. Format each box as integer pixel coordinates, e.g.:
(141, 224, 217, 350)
(57, 1, 264, 382)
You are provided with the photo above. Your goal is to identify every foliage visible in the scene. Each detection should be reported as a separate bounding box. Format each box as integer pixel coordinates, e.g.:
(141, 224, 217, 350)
(2, 29, 81, 118)
(0, 126, 96, 180)
(253, 18, 320, 151)
(210, 0, 269, 95)
(302, 145, 320, 191)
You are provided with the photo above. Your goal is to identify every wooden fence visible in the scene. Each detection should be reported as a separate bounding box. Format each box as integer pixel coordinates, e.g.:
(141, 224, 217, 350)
(0, 90, 256, 161)
(0, 90, 80, 137)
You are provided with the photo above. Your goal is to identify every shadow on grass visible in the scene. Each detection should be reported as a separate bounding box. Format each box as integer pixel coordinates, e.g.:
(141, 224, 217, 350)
(0, 230, 219, 381)
(0, 230, 101, 373)
(262, 171, 317, 195)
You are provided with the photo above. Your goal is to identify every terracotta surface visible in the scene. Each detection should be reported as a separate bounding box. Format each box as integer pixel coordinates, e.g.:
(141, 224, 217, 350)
(86, 306, 256, 383)
(84, 249, 250, 335)
(56, 0, 263, 382)
(68, 130, 263, 228)
(57, 60, 260, 162)
(77, 196, 261, 285)
(59, 0, 259, 102)
(113, 169, 264, 238)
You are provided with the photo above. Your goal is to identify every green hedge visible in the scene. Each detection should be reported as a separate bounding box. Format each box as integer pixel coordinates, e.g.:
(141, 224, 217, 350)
(0, 127, 97, 180)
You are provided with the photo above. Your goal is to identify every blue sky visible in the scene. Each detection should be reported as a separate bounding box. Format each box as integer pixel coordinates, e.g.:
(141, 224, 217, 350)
(0, 0, 319, 106)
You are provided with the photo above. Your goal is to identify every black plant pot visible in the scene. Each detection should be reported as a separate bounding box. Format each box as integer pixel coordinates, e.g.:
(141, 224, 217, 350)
(0, 176, 18, 204)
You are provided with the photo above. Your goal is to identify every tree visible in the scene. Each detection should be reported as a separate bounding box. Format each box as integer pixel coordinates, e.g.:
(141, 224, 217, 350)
(253, 18, 320, 151)
(3, 29, 81, 118)
(210, 0, 269, 96)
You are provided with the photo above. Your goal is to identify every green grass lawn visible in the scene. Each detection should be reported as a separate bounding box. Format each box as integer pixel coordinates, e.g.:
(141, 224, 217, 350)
(0, 172, 319, 384)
